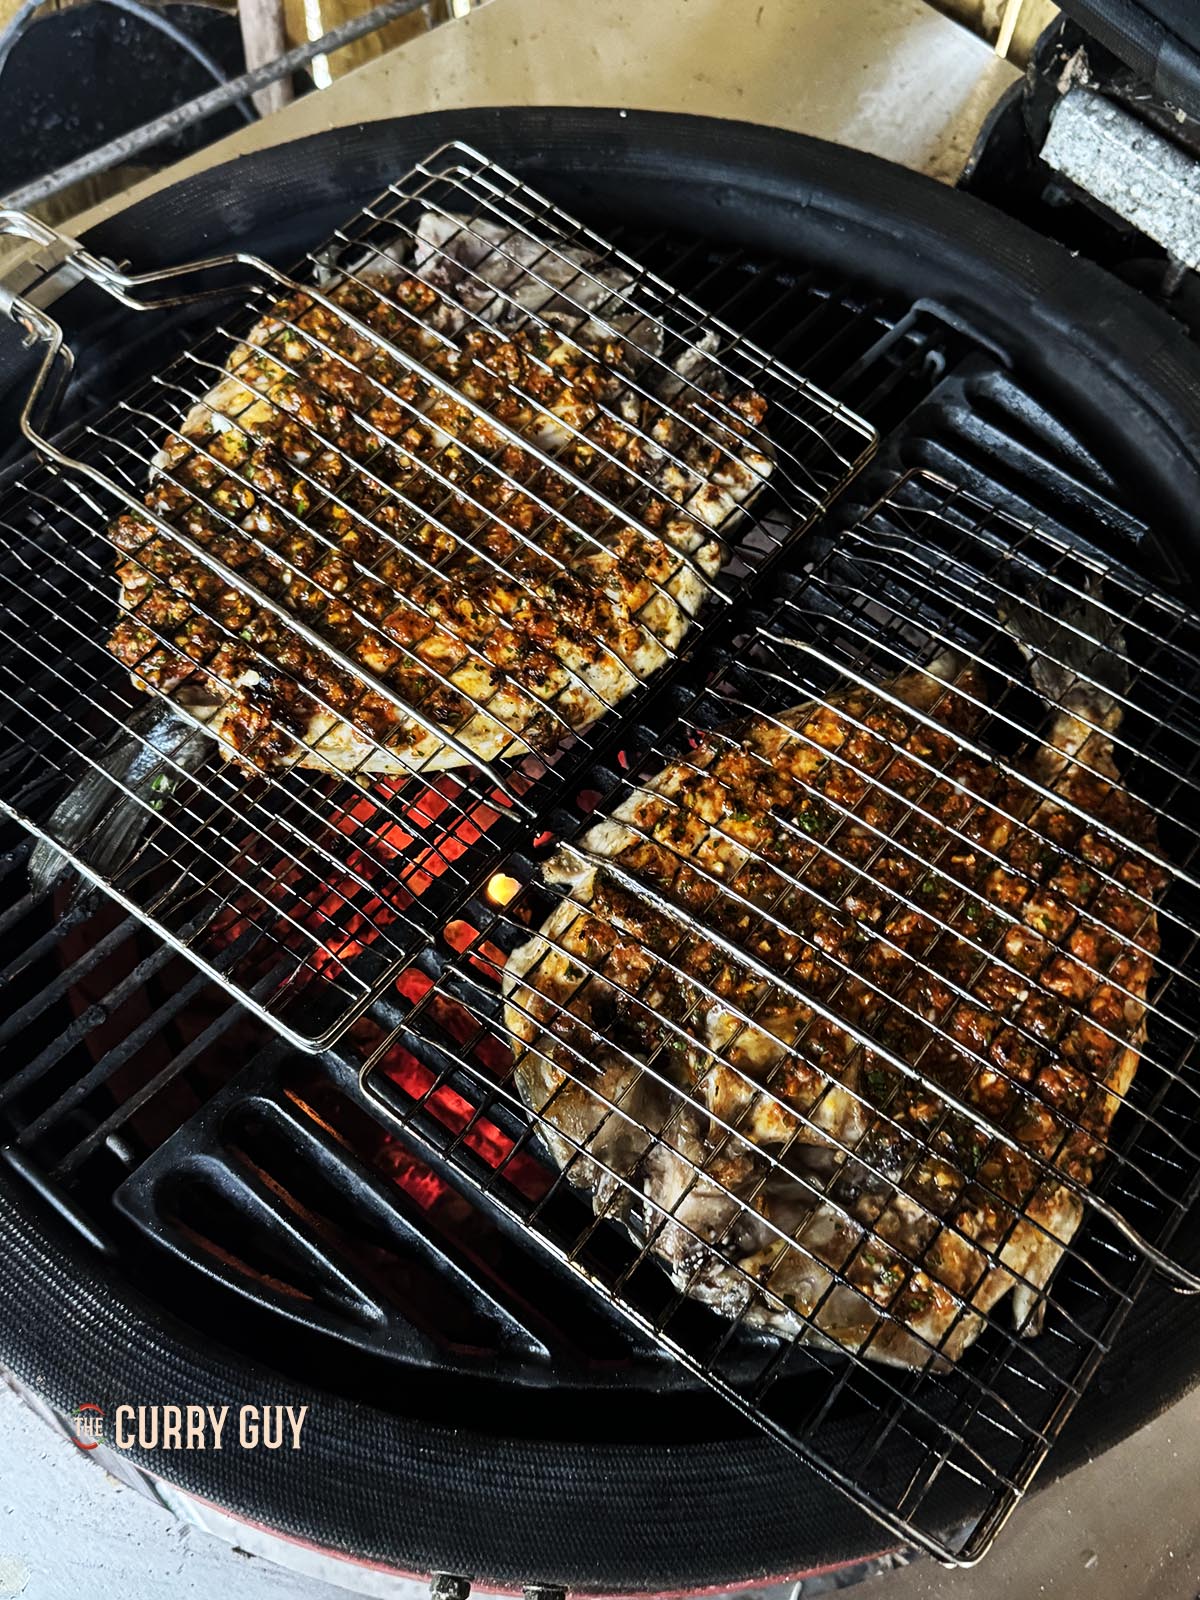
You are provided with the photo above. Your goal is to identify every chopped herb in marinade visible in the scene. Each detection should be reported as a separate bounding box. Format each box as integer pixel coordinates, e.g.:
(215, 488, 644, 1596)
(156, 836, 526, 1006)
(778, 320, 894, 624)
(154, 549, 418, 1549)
(796, 805, 829, 835)
(955, 1130, 987, 1174)
(865, 1066, 892, 1100)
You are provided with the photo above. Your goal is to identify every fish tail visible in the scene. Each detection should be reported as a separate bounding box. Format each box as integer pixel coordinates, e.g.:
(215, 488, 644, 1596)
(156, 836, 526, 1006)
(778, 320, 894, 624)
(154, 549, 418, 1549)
(28, 697, 211, 901)
(998, 576, 1128, 733)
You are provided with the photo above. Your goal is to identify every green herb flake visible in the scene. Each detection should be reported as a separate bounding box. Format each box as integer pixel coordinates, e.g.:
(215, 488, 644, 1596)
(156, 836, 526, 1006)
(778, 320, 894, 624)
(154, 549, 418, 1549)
(865, 1067, 891, 1100)
(961, 1142, 984, 1175)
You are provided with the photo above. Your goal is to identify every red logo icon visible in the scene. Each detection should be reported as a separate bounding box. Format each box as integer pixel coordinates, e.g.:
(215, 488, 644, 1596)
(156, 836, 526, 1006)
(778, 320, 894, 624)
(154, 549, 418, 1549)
(70, 1403, 105, 1450)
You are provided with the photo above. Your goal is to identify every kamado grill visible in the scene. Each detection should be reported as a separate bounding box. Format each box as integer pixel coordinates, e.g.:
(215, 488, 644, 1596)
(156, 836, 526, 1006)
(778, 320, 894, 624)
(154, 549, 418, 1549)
(4, 101, 1200, 1593)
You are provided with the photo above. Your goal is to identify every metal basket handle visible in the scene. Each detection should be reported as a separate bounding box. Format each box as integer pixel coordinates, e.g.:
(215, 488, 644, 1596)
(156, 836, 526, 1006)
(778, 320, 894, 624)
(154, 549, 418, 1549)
(0, 208, 271, 452)
(0, 209, 541, 809)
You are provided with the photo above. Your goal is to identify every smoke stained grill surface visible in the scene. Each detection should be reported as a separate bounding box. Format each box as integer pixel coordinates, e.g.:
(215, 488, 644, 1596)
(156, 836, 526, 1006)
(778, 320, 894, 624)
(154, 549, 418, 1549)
(3, 110, 1200, 1589)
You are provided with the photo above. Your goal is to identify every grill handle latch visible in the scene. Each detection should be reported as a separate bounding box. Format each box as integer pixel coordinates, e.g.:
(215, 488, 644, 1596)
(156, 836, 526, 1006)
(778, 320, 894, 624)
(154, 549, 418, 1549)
(0, 209, 133, 320)
(0, 207, 267, 450)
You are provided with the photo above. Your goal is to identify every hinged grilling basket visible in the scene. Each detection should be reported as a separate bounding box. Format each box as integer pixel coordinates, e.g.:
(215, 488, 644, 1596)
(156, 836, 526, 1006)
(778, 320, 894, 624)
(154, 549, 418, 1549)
(355, 469, 1200, 1563)
(0, 141, 876, 1049)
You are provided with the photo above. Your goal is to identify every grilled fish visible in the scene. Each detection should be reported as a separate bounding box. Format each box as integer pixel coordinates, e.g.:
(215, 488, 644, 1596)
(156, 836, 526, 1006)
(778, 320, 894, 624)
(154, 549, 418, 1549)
(29, 222, 771, 900)
(504, 590, 1165, 1368)
(106, 229, 771, 778)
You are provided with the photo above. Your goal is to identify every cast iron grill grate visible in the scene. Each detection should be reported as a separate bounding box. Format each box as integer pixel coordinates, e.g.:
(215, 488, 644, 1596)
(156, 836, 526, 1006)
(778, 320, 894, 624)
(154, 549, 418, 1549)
(0, 141, 875, 1048)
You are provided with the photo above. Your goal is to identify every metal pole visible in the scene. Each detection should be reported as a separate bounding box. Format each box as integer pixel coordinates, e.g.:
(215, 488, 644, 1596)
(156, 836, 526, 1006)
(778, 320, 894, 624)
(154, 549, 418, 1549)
(2, 0, 436, 212)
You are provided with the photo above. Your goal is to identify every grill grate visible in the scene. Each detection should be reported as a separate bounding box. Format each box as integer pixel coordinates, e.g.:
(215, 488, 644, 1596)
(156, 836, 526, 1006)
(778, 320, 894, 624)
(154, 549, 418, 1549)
(0, 245, 941, 1423)
(0, 142, 875, 1048)
(356, 470, 1200, 1562)
(3, 147, 1199, 1568)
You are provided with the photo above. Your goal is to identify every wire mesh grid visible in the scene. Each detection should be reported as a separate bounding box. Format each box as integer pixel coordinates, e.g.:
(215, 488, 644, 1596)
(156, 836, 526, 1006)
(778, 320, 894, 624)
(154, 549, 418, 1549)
(358, 468, 1200, 1563)
(0, 141, 876, 1048)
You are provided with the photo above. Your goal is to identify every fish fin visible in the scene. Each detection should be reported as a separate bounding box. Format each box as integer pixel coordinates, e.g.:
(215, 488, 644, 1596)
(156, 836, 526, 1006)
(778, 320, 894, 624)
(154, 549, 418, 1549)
(998, 576, 1128, 729)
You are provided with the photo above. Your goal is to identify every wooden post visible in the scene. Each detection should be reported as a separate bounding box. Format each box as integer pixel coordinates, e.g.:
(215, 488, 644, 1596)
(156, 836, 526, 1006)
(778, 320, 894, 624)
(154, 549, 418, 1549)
(238, 0, 293, 116)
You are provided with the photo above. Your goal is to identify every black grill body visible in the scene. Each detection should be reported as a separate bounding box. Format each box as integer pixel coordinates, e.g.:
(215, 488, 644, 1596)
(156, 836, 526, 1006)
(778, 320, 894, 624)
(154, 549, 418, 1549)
(2, 109, 1200, 1592)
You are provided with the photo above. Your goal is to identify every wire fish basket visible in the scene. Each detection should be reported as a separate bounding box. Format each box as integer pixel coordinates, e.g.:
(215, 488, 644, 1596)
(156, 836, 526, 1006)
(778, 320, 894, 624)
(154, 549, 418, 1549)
(0, 141, 876, 1048)
(356, 468, 1200, 1563)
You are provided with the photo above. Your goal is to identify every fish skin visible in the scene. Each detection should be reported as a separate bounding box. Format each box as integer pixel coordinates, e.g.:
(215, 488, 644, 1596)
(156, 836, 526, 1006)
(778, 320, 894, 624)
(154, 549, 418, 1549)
(505, 628, 1165, 1370)
(27, 695, 211, 901)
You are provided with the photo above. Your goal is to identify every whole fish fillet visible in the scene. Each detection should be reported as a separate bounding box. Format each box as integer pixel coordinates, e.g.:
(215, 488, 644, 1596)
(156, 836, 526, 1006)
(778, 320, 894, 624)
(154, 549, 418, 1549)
(104, 227, 771, 778)
(504, 597, 1166, 1368)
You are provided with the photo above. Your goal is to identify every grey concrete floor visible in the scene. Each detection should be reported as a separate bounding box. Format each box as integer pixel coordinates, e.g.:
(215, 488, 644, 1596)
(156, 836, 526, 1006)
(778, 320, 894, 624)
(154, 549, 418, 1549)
(0, 1381, 353, 1600)
(880, 1388, 1200, 1600)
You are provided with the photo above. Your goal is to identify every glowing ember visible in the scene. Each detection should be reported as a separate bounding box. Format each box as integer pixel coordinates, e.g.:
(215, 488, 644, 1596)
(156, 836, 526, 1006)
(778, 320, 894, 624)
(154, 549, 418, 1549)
(371, 1037, 551, 1201)
(444, 919, 479, 954)
(486, 873, 521, 906)
(379, 1144, 454, 1211)
(207, 766, 518, 991)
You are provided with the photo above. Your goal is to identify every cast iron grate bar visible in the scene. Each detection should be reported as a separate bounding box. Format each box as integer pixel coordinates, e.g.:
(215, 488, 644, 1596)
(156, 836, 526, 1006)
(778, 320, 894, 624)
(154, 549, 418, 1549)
(111, 1039, 691, 1375)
